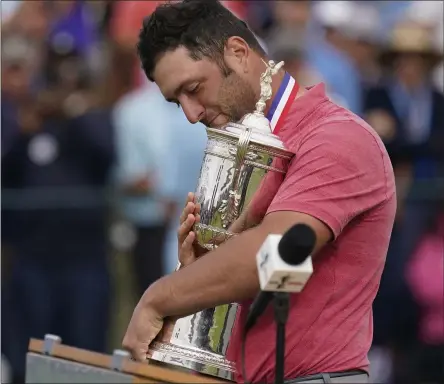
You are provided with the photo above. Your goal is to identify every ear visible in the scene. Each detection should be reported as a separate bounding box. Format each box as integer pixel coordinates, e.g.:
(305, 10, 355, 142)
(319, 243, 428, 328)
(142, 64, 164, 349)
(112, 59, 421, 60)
(224, 36, 250, 73)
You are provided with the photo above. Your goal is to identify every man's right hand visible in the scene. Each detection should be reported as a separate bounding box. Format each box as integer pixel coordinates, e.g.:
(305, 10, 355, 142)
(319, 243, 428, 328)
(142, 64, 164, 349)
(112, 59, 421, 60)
(176, 192, 255, 269)
(177, 192, 207, 268)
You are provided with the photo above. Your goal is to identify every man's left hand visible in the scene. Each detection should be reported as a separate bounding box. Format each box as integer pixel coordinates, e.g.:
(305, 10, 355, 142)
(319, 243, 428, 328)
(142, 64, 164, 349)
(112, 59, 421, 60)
(122, 296, 164, 362)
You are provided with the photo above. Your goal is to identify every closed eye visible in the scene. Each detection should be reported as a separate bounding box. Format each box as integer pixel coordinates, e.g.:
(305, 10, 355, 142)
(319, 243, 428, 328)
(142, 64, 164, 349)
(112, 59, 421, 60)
(188, 84, 200, 94)
(166, 98, 181, 108)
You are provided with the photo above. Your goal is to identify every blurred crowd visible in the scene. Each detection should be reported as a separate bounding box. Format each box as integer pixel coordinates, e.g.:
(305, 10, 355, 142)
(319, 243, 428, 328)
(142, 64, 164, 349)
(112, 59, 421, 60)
(1, 1, 443, 384)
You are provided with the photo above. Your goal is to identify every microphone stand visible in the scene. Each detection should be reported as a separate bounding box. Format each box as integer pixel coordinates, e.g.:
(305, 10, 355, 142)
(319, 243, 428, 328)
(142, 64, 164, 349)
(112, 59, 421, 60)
(273, 292, 290, 384)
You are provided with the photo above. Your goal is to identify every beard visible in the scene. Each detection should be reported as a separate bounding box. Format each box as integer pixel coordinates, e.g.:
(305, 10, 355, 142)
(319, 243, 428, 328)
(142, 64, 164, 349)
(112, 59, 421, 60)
(216, 68, 257, 123)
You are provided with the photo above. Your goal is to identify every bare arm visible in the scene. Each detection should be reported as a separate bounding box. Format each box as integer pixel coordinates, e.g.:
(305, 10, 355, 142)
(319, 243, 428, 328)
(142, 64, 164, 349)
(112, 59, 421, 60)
(143, 210, 332, 318)
(121, 177, 154, 196)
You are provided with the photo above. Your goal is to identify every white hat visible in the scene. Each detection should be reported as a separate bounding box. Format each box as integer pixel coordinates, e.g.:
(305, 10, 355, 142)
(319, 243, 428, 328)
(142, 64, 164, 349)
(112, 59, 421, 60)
(314, 1, 382, 44)
(313, 1, 355, 30)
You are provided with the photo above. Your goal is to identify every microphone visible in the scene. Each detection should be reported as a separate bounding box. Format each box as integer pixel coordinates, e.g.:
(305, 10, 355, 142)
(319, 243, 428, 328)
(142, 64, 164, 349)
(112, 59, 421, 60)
(241, 224, 316, 384)
(244, 223, 316, 333)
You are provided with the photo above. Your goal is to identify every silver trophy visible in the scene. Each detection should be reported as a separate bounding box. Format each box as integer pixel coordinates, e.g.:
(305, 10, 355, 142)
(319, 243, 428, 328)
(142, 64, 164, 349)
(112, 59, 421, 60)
(148, 61, 294, 381)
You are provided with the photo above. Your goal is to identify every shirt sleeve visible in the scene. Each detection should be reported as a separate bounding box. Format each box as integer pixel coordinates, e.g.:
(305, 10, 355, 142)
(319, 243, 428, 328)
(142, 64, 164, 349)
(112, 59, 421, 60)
(267, 121, 392, 239)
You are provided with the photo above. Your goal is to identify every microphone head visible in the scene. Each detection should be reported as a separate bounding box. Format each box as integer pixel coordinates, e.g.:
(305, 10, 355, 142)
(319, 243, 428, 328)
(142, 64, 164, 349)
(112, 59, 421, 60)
(277, 223, 316, 265)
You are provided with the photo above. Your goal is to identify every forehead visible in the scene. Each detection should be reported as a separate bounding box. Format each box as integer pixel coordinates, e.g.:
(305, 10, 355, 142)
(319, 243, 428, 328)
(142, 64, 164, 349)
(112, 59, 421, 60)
(153, 46, 220, 99)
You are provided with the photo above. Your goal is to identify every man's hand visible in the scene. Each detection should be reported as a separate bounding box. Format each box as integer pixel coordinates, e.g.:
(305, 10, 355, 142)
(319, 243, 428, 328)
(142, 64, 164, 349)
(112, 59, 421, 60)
(122, 176, 152, 196)
(177, 193, 255, 269)
(365, 110, 396, 141)
(122, 297, 164, 362)
(177, 192, 207, 267)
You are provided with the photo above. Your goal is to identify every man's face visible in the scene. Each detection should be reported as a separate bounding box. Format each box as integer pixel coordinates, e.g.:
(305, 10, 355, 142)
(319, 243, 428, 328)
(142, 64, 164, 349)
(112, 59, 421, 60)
(394, 53, 428, 87)
(153, 44, 258, 128)
(1, 61, 33, 100)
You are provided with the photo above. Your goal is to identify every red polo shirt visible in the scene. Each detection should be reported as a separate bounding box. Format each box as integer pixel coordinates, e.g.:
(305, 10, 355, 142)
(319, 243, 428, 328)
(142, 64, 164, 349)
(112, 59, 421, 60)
(226, 83, 396, 383)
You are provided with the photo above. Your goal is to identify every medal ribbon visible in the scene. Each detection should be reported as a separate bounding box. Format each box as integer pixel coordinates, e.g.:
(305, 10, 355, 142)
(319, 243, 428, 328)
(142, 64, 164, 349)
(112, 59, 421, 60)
(266, 72, 299, 134)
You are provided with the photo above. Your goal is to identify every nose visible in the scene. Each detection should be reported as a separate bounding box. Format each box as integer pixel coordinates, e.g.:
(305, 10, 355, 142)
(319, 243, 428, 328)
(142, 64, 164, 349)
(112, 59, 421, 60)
(179, 97, 205, 124)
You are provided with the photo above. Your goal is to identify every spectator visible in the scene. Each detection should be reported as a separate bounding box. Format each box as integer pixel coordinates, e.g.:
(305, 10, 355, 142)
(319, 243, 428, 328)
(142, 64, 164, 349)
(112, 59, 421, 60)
(113, 83, 176, 296)
(1, 1, 49, 41)
(405, 1, 444, 92)
(364, 21, 443, 189)
(1, 32, 114, 383)
(271, 0, 311, 30)
(307, 1, 363, 113)
(1, 33, 45, 257)
(341, 3, 384, 90)
(364, 20, 444, 384)
(406, 206, 444, 384)
(109, 1, 165, 89)
(266, 25, 350, 107)
(160, 106, 208, 275)
(267, 27, 323, 88)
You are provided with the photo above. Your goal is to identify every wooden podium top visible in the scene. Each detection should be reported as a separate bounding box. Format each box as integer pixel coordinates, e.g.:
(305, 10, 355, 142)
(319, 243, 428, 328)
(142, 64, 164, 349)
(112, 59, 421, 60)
(28, 338, 229, 383)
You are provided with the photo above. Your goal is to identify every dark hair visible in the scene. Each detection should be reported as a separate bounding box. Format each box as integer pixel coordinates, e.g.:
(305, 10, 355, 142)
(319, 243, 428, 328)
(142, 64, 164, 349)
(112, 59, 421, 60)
(137, 0, 266, 81)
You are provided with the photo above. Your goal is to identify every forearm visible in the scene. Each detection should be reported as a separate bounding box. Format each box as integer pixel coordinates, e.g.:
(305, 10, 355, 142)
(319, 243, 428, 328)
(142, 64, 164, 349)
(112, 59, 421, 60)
(122, 178, 153, 196)
(144, 225, 270, 318)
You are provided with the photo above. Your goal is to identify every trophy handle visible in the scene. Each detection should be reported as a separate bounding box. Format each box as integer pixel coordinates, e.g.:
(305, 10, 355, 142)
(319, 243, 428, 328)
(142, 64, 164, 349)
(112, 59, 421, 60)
(234, 127, 253, 167)
(218, 127, 253, 230)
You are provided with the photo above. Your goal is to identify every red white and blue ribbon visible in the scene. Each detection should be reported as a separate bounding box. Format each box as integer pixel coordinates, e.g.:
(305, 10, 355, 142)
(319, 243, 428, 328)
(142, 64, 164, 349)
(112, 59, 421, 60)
(266, 72, 299, 134)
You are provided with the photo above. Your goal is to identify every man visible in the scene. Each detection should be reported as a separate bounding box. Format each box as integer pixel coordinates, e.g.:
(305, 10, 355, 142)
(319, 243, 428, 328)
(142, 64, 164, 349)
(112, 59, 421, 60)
(123, 1, 396, 383)
(113, 83, 174, 297)
(113, 81, 207, 292)
(266, 26, 347, 108)
(2, 31, 114, 383)
(308, 1, 363, 115)
(363, 20, 444, 384)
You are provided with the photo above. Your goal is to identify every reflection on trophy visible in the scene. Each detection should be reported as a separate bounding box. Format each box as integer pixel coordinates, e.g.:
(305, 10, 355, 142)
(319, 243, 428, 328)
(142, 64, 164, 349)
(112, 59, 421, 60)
(148, 61, 294, 381)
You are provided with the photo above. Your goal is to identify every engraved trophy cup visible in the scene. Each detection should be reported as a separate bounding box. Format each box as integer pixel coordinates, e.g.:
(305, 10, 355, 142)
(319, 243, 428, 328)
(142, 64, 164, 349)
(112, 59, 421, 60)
(148, 61, 294, 381)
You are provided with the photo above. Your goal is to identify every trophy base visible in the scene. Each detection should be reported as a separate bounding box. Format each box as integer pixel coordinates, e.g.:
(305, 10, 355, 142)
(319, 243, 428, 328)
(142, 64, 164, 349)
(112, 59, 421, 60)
(149, 341, 235, 381)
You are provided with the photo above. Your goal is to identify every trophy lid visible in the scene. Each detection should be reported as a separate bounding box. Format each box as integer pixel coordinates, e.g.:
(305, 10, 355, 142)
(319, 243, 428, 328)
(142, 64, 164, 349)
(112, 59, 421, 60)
(221, 60, 288, 151)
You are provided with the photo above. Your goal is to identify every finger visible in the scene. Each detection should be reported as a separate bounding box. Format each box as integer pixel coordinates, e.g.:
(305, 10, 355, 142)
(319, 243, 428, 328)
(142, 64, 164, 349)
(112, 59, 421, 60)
(177, 214, 196, 240)
(185, 231, 195, 246)
(180, 232, 196, 266)
(180, 193, 194, 222)
(122, 338, 136, 360)
(179, 232, 196, 266)
(194, 203, 201, 215)
(195, 213, 201, 225)
(185, 192, 194, 207)
(179, 202, 195, 224)
(133, 348, 148, 363)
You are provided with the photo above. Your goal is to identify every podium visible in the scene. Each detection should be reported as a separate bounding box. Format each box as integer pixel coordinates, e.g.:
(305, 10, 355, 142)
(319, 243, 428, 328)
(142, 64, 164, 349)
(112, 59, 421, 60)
(26, 334, 231, 383)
